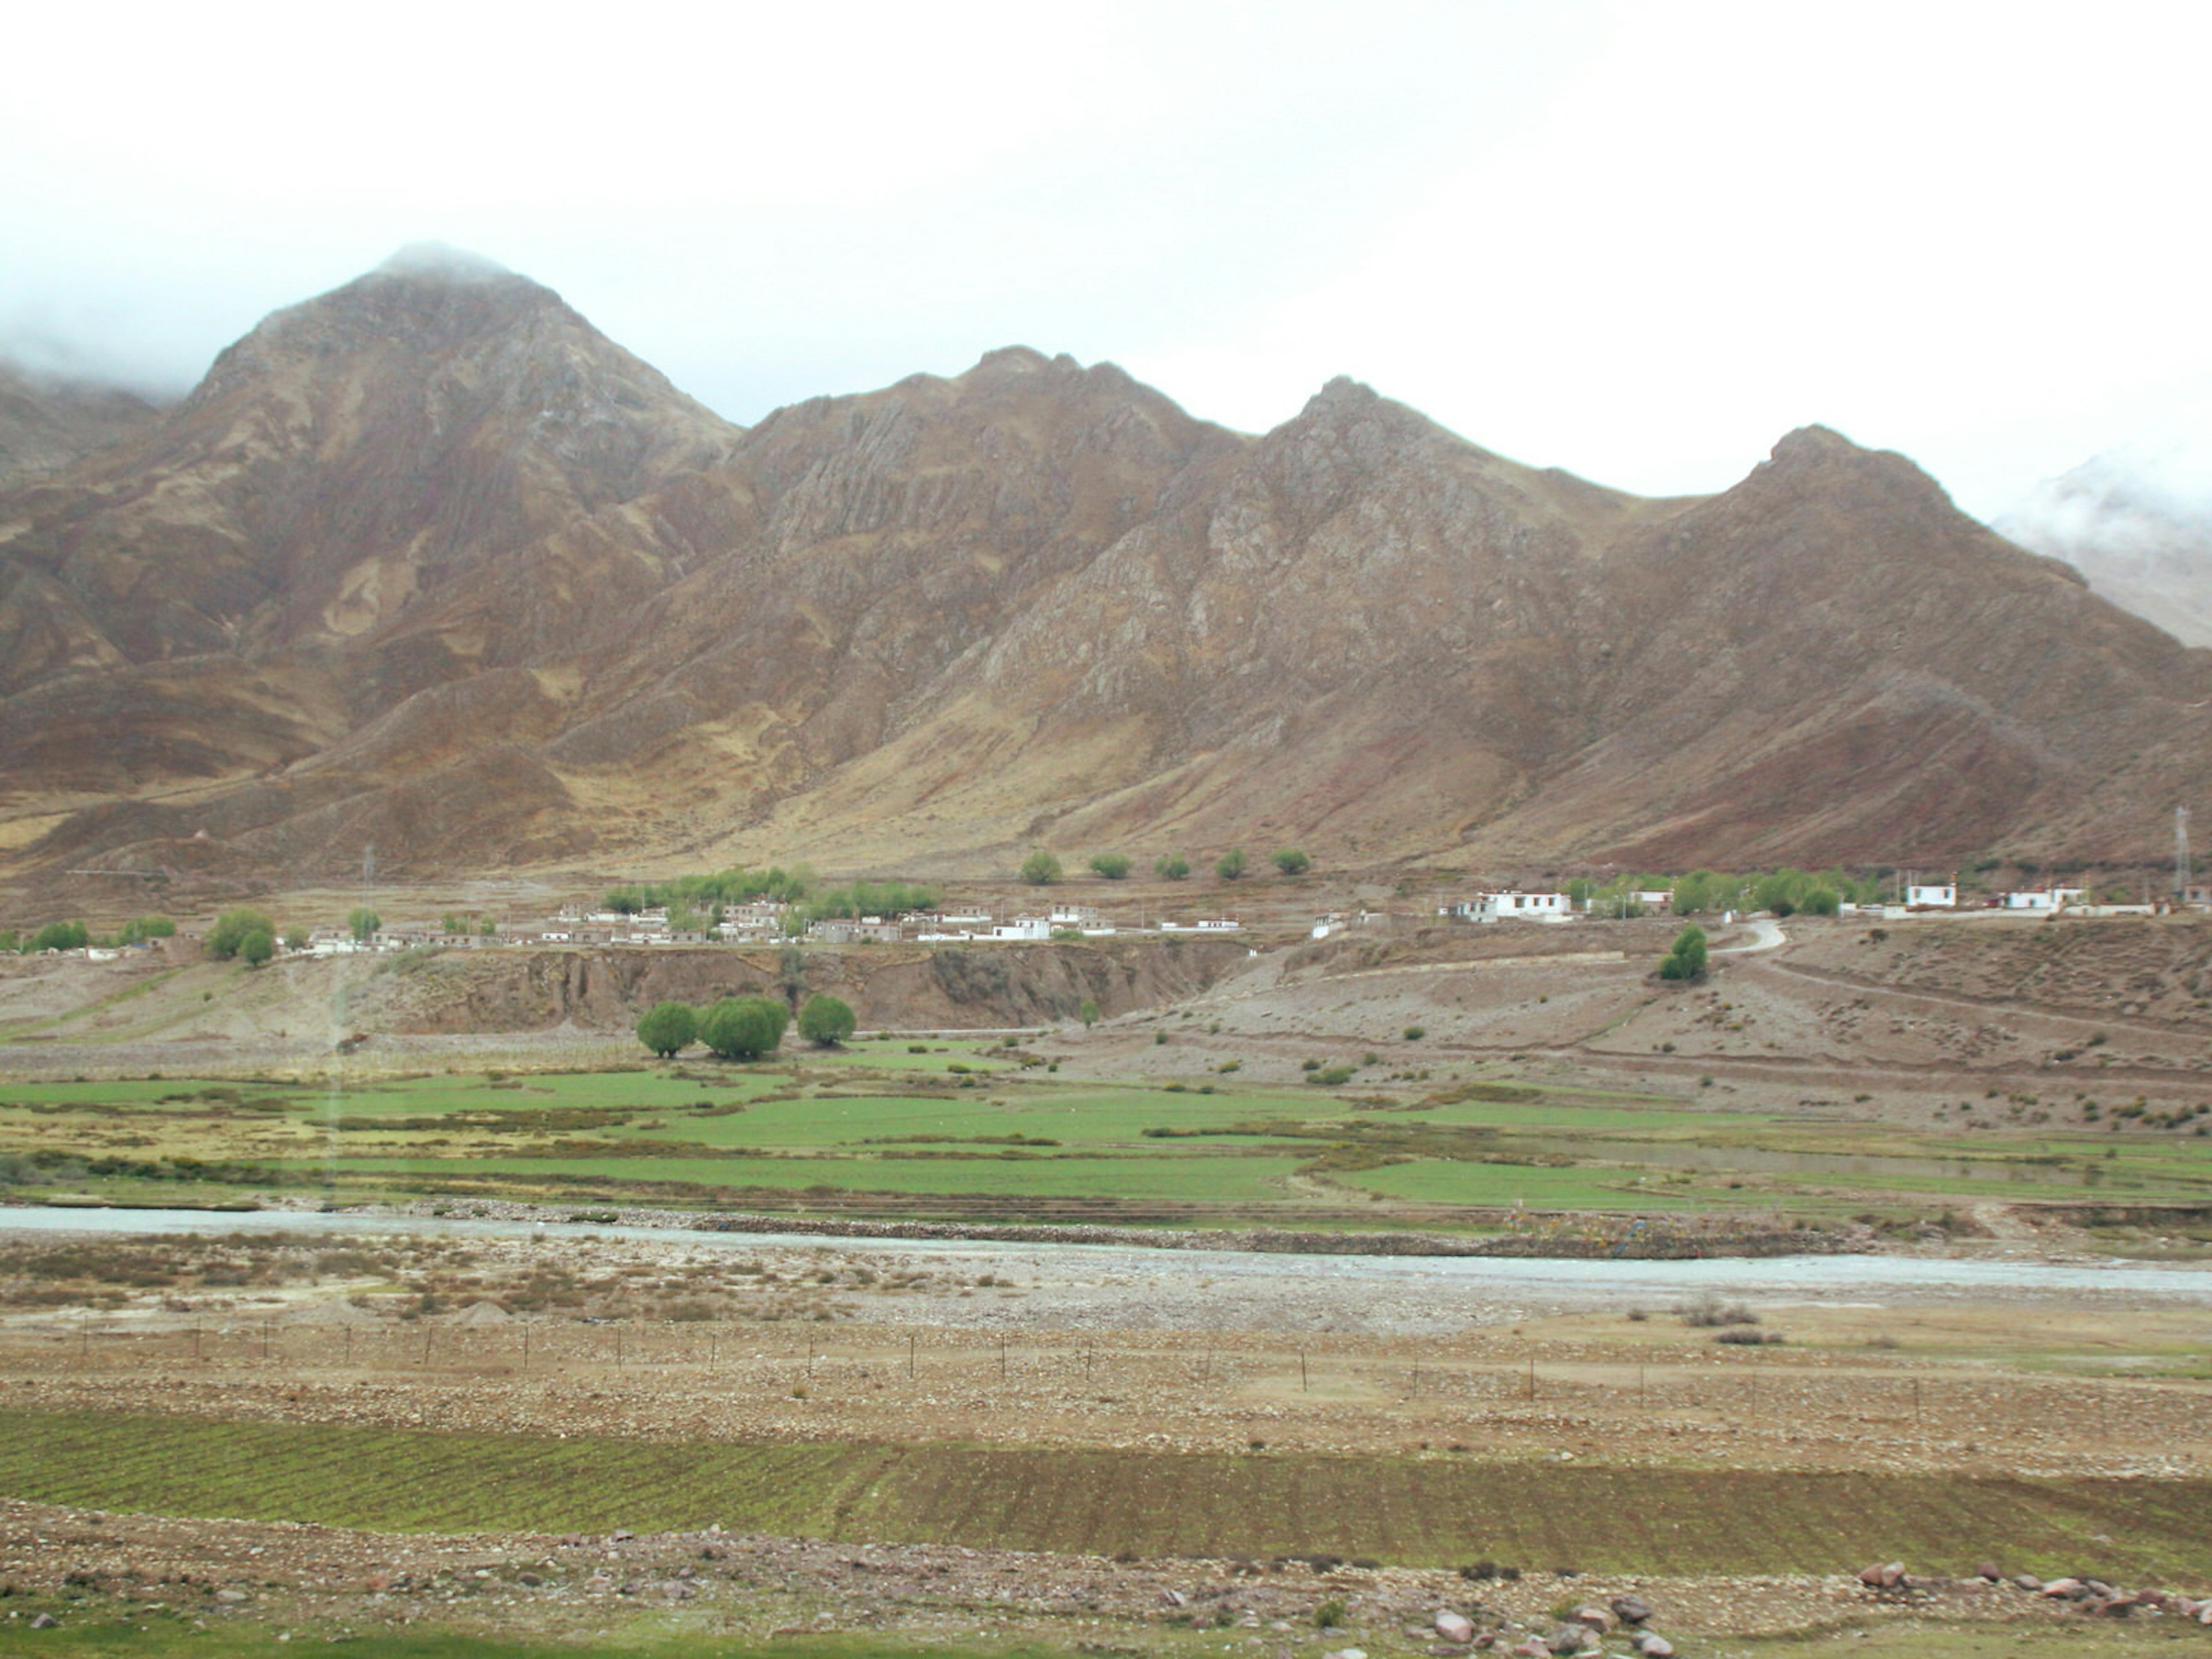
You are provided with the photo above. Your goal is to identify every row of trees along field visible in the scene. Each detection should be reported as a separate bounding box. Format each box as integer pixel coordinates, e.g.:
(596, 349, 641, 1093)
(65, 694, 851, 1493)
(1027, 847, 1311, 885)
(1, 916, 175, 953)
(1569, 867, 1895, 919)
(603, 868, 938, 935)
(635, 993, 855, 1059)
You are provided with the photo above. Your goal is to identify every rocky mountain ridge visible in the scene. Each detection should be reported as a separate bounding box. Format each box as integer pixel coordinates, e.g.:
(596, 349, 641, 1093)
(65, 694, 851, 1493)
(3, 251, 2208, 906)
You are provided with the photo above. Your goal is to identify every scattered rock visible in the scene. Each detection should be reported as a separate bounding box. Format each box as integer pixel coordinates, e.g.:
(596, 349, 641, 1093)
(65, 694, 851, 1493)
(1975, 1561, 2002, 1581)
(30, 1612, 59, 1629)
(1435, 1610, 1475, 1643)
(1567, 1603, 1613, 1631)
(1857, 1562, 1905, 1589)
(2013, 1574, 2043, 1591)
(1633, 1635, 1674, 1658)
(214, 1589, 248, 1604)
(1160, 1589, 1187, 1608)
(1609, 1594, 1652, 1624)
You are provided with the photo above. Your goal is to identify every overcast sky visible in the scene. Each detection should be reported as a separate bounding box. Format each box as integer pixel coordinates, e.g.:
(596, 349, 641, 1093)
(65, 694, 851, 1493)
(5, 1, 2207, 520)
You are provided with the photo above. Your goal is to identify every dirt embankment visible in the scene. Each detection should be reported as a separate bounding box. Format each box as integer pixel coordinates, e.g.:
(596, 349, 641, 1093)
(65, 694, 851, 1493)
(353, 937, 1251, 1036)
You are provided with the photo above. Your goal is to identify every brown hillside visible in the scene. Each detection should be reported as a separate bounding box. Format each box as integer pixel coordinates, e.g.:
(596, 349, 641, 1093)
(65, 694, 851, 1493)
(5, 252, 2210, 904)
(0, 361, 162, 493)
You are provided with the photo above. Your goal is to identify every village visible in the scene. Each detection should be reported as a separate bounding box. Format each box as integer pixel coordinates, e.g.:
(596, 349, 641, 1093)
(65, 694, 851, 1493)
(16, 863, 2212, 967)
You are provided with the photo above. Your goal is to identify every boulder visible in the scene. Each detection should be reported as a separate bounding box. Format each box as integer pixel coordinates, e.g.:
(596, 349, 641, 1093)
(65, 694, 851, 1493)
(1975, 1561, 2002, 1581)
(1161, 1589, 1187, 1608)
(2013, 1574, 2044, 1592)
(1568, 1604, 1614, 1631)
(1857, 1562, 1905, 1589)
(1435, 1611, 1476, 1643)
(1610, 1594, 1653, 1624)
(2039, 1578, 2084, 1599)
(1634, 1636, 1675, 1658)
(30, 1612, 59, 1629)
(1543, 1626, 1592, 1655)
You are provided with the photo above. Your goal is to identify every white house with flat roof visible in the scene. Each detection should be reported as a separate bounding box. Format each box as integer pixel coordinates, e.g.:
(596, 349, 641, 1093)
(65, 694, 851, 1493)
(1906, 882, 1956, 908)
(1445, 891, 1572, 924)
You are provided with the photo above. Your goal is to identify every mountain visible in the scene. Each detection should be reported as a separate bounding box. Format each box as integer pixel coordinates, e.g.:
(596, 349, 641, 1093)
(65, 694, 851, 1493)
(5, 252, 2211, 907)
(1995, 452, 2212, 648)
(0, 361, 162, 491)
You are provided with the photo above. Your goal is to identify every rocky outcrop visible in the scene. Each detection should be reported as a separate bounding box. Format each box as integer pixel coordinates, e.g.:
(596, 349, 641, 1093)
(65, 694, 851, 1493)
(348, 937, 1249, 1035)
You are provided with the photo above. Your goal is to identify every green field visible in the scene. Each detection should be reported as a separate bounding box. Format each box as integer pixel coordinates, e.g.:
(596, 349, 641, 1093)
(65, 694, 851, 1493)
(4, 1407, 2208, 1578)
(6, 1052, 2211, 1226)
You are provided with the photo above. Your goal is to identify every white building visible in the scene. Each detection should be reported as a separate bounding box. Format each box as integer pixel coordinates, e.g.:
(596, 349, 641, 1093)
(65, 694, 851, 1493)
(2001, 885, 2085, 911)
(1905, 882, 1957, 908)
(991, 917, 1052, 941)
(1446, 891, 1572, 924)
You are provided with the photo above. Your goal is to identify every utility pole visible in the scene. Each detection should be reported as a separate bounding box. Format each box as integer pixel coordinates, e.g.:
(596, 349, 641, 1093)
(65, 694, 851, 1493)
(2177, 806, 2191, 899)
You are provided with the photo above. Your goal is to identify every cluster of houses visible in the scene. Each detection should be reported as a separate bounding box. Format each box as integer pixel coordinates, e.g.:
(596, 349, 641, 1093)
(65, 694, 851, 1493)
(293, 900, 1242, 956)
(1422, 878, 2176, 924)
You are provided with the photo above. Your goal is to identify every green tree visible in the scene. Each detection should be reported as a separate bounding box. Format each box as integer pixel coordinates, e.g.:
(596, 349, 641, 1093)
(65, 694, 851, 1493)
(1658, 924, 1709, 983)
(636, 1001, 699, 1058)
(441, 913, 465, 934)
(479, 918, 498, 937)
(30, 921, 88, 952)
(1271, 849, 1310, 876)
(1078, 998, 1100, 1028)
(347, 907, 381, 944)
(700, 996, 789, 1060)
(1020, 849, 1063, 886)
(238, 928, 276, 968)
(1088, 853, 1132, 880)
(207, 909, 274, 960)
(797, 993, 856, 1047)
(283, 925, 309, 951)
(1153, 854, 1190, 881)
(604, 887, 645, 916)
(1215, 848, 1248, 881)
(1799, 885, 1840, 916)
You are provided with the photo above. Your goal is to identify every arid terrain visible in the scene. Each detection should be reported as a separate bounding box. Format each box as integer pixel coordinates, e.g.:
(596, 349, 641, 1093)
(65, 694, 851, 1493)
(4, 905, 2211, 1656)
(8, 250, 2212, 912)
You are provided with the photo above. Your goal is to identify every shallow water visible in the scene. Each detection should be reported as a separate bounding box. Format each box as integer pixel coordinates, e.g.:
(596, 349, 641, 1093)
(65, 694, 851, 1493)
(3, 1202, 2206, 1304)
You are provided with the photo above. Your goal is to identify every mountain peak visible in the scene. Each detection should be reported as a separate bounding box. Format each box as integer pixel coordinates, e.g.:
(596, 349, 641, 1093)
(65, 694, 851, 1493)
(374, 243, 517, 284)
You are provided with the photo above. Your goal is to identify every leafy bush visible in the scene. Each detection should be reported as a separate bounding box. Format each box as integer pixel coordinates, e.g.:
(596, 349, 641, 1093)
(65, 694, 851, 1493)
(797, 994, 856, 1047)
(238, 929, 275, 968)
(636, 1001, 699, 1058)
(1307, 1066, 1355, 1086)
(1403, 1025, 1426, 1041)
(1020, 849, 1062, 886)
(1271, 849, 1310, 876)
(1088, 853, 1132, 880)
(207, 909, 275, 960)
(1215, 847, 1248, 881)
(29, 921, 88, 952)
(700, 996, 789, 1060)
(1657, 923, 1707, 982)
(1153, 854, 1190, 881)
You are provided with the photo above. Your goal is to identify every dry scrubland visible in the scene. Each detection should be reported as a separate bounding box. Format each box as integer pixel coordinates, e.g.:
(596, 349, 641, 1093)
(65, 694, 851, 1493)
(3, 907, 2212, 1656)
